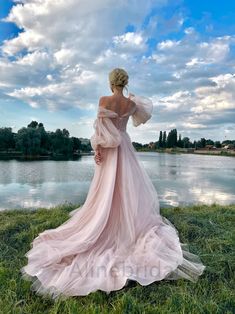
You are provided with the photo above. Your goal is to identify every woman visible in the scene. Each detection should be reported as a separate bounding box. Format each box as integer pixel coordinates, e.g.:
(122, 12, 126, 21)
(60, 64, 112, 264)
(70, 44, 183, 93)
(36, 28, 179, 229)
(21, 68, 206, 299)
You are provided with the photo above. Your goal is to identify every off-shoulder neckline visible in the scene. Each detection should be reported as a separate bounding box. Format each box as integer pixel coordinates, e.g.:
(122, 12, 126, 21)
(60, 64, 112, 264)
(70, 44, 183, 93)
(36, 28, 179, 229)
(98, 106, 133, 118)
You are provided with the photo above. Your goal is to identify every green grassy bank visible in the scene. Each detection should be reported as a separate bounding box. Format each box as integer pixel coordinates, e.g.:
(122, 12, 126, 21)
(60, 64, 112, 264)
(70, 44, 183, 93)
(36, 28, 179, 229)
(0, 203, 234, 314)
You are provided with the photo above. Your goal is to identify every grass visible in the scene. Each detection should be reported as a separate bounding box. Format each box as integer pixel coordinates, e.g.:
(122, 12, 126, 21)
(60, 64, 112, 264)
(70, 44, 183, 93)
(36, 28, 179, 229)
(0, 203, 234, 314)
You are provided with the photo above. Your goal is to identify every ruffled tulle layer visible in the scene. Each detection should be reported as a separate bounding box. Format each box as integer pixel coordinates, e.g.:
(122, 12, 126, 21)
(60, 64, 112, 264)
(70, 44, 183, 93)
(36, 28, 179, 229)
(20, 212, 206, 299)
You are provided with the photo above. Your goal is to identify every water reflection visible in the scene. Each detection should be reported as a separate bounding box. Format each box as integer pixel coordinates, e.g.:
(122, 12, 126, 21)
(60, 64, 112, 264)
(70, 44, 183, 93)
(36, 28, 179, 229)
(0, 152, 234, 210)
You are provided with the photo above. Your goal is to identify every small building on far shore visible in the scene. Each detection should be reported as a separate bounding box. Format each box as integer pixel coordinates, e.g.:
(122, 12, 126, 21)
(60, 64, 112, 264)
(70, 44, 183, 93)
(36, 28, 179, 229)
(205, 144, 217, 150)
(148, 142, 155, 149)
(222, 144, 235, 150)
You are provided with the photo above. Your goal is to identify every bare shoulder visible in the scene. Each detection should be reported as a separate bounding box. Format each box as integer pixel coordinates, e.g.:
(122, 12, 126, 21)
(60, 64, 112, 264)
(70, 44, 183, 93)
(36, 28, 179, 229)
(98, 95, 136, 112)
(98, 96, 108, 108)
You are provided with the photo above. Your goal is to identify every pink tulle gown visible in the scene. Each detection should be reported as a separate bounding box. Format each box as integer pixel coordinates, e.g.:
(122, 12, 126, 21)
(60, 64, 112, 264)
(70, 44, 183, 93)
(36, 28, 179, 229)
(21, 95, 206, 299)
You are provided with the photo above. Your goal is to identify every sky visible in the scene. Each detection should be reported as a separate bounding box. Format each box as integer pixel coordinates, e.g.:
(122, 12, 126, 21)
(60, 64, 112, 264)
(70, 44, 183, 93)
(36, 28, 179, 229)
(0, 0, 235, 144)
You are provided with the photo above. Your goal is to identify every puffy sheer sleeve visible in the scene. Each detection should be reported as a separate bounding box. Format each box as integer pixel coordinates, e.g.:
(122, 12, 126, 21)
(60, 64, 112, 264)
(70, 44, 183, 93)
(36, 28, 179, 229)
(129, 95, 153, 127)
(90, 107, 121, 151)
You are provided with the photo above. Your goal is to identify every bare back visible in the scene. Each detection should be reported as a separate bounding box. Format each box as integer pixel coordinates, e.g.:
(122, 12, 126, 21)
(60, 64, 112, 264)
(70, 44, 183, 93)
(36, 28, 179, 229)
(99, 95, 136, 117)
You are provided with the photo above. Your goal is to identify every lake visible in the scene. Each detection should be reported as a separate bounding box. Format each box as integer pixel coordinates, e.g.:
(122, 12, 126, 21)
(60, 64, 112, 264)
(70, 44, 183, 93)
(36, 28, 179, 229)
(0, 152, 234, 210)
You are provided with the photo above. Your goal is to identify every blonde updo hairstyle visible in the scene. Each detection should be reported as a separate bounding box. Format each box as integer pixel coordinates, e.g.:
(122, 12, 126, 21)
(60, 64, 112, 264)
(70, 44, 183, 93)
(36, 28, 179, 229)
(109, 68, 129, 94)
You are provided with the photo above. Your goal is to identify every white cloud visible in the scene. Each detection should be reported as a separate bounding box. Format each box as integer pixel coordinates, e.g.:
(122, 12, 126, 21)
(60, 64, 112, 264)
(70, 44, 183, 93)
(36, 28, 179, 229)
(0, 0, 234, 142)
(184, 27, 194, 35)
(157, 39, 181, 50)
(197, 36, 231, 64)
(113, 32, 145, 49)
(158, 91, 192, 110)
(182, 122, 206, 129)
(14, 50, 51, 67)
(186, 58, 207, 67)
(192, 73, 235, 113)
(6, 68, 98, 110)
(54, 48, 76, 65)
(0, 0, 160, 111)
(2, 30, 44, 56)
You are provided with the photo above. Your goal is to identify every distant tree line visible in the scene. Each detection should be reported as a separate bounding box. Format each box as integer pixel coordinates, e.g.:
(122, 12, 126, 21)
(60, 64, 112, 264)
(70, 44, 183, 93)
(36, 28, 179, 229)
(155, 129, 234, 149)
(1, 122, 234, 157)
(133, 128, 234, 150)
(0, 121, 91, 156)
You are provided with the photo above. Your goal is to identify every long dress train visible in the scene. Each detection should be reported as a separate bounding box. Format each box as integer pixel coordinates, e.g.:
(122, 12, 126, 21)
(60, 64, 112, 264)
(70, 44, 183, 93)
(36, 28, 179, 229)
(21, 95, 206, 298)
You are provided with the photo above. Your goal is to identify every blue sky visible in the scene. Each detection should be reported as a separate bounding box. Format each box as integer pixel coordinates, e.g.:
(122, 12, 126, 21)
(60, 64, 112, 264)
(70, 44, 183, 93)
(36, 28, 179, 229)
(0, 0, 234, 143)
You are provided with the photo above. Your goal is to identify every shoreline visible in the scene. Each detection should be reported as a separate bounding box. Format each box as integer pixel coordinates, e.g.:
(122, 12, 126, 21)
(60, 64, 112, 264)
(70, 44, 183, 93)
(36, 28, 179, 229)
(0, 151, 93, 160)
(137, 148, 235, 157)
(0, 148, 234, 160)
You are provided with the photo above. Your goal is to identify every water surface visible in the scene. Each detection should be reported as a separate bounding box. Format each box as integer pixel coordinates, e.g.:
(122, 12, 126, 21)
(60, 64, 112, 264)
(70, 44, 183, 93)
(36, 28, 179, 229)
(0, 152, 234, 210)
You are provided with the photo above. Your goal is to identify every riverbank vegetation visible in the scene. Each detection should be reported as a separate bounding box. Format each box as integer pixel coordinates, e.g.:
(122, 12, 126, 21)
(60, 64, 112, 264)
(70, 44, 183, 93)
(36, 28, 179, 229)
(0, 122, 234, 159)
(0, 121, 91, 159)
(0, 203, 234, 313)
(133, 128, 234, 152)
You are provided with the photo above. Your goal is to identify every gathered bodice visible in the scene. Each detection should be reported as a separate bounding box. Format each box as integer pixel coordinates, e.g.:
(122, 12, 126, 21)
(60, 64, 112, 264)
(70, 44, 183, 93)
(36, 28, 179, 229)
(109, 115, 130, 132)
(97, 106, 136, 132)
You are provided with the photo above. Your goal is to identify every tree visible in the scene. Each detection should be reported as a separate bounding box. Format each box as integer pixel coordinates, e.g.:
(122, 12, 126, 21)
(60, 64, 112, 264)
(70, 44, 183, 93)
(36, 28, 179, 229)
(71, 137, 82, 152)
(158, 131, 163, 148)
(62, 128, 69, 138)
(166, 131, 171, 148)
(48, 128, 73, 155)
(172, 129, 177, 147)
(177, 134, 183, 148)
(214, 141, 221, 148)
(200, 138, 206, 148)
(166, 129, 177, 148)
(50, 129, 64, 154)
(16, 127, 41, 155)
(162, 131, 166, 148)
(27, 121, 38, 128)
(38, 123, 49, 153)
(182, 137, 190, 148)
(132, 142, 143, 150)
(206, 139, 214, 145)
(0, 127, 15, 151)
